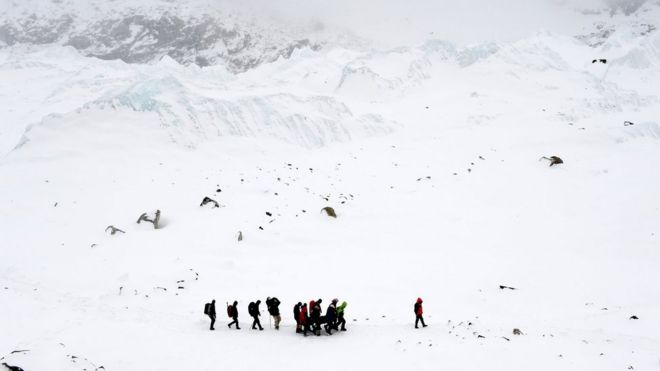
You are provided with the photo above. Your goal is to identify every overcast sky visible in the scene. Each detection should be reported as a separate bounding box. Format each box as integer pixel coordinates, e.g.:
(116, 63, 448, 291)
(0, 0, 649, 46)
(214, 0, 638, 45)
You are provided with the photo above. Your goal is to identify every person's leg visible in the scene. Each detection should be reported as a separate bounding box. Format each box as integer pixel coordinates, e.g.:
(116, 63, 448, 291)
(210, 315, 216, 330)
(415, 316, 420, 328)
(256, 317, 263, 330)
(275, 315, 281, 330)
(421, 316, 427, 327)
(340, 317, 346, 331)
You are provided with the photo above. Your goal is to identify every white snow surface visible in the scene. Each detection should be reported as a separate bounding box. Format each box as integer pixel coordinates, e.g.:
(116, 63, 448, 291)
(1, 6, 660, 371)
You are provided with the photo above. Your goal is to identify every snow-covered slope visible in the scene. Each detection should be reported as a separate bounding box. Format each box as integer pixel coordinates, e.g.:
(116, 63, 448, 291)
(1, 2, 660, 371)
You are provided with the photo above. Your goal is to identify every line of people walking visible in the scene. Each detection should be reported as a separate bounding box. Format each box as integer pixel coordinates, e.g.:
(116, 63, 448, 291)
(204, 297, 349, 335)
(204, 297, 427, 333)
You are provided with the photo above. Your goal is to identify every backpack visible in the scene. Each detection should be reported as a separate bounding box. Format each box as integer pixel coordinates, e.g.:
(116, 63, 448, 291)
(227, 305, 235, 318)
(204, 303, 211, 315)
(248, 302, 256, 316)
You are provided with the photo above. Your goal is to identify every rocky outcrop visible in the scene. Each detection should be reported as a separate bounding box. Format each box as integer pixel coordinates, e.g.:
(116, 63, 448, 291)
(0, 12, 322, 72)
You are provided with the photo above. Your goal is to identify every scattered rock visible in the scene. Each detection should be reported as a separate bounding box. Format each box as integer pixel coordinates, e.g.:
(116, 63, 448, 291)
(499, 285, 516, 290)
(200, 196, 220, 208)
(2, 363, 25, 371)
(540, 156, 563, 167)
(629, 315, 639, 320)
(321, 206, 337, 218)
(105, 225, 125, 235)
(137, 210, 161, 229)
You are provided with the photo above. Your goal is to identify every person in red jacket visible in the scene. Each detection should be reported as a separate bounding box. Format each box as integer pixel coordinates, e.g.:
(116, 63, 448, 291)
(299, 303, 312, 336)
(414, 298, 427, 329)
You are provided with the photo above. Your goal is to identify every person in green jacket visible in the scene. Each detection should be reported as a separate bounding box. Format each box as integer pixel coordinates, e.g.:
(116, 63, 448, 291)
(335, 301, 348, 331)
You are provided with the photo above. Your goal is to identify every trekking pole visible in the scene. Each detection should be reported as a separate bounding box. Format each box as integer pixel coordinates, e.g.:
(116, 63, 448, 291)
(269, 312, 272, 329)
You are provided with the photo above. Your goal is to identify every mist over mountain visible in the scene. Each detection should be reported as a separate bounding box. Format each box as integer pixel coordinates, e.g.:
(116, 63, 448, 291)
(0, 0, 656, 70)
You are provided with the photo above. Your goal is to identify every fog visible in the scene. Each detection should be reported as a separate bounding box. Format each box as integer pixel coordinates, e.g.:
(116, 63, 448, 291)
(0, 0, 650, 45)
(212, 0, 647, 45)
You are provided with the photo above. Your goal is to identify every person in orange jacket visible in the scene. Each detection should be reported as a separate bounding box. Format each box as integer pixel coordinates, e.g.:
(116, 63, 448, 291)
(414, 298, 427, 329)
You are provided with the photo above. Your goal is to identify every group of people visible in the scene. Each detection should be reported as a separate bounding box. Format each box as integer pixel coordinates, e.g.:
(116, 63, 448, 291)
(204, 297, 427, 333)
(293, 298, 348, 336)
(204, 297, 348, 335)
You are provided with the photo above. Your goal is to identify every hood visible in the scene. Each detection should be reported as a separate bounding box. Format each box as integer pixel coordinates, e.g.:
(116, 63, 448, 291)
(417, 298, 423, 304)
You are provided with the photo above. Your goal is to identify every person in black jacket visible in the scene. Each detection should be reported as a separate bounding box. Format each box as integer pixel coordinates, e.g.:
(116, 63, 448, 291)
(293, 302, 302, 333)
(310, 299, 323, 335)
(208, 300, 217, 330)
(324, 299, 338, 335)
(249, 300, 264, 330)
(266, 297, 282, 330)
(227, 300, 240, 330)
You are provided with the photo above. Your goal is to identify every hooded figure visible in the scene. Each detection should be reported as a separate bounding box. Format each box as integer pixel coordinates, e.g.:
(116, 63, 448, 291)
(310, 299, 323, 335)
(325, 299, 338, 335)
(414, 298, 427, 329)
(228, 300, 240, 330)
(299, 303, 311, 336)
(208, 300, 217, 330)
(336, 301, 348, 331)
(249, 300, 264, 330)
(266, 297, 282, 330)
(293, 302, 302, 333)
